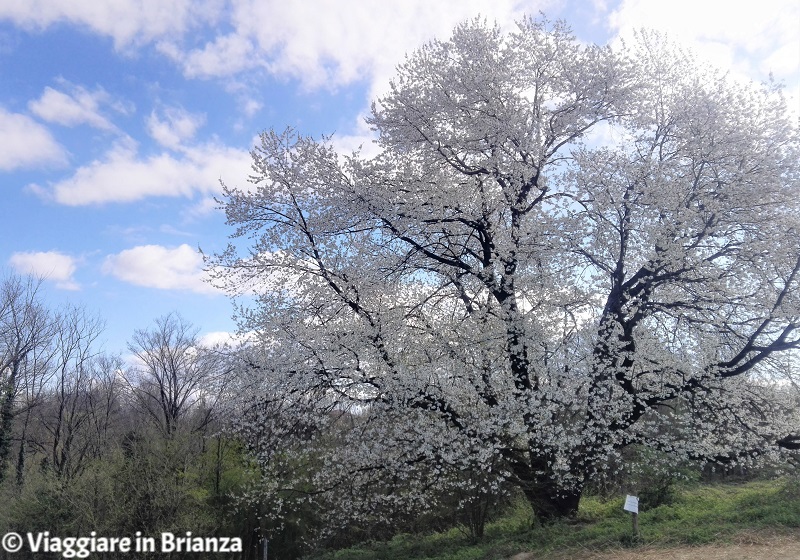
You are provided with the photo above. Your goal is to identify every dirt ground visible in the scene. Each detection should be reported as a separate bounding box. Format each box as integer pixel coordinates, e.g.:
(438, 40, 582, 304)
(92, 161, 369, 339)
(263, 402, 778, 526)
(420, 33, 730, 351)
(510, 532, 800, 559)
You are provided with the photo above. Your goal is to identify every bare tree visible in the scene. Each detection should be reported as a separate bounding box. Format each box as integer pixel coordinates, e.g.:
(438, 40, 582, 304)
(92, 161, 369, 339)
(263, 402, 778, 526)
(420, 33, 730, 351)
(0, 273, 55, 485)
(13, 318, 60, 485)
(34, 306, 110, 481)
(83, 353, 125, 461)
(126, 312, 225, 438)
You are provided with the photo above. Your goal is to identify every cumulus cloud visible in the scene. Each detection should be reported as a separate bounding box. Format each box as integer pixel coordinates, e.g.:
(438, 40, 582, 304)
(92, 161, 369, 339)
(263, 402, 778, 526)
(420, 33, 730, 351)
(28, 84, 123, 131)
(198, 330, 256, 349)
(160, 0, 534, 93)
(182, 197, 222, 221)
(0, 0, 215, 50)
(241, 98, 263, 117)
(607, 0, 800, 91)
(162, 32, 259, 79)
(9, 251, 80, 290)
(329, 114, 380, 159)
(146, 106, 206, 149)
(8, 1, 793, 106)
(29, 138, 251, 205)
(0, 107, 67, 170)
(102, 243, 219, 294)
(2, 0, 534, 92)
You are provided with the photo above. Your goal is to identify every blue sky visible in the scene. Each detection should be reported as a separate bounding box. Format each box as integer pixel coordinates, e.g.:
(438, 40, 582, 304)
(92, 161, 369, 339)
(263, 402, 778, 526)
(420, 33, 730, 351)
(1, 0, 797, 354)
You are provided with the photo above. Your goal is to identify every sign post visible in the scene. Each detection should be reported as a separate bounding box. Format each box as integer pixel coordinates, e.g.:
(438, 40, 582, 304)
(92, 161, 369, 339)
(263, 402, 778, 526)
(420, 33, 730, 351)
(623, 495, 639, 537)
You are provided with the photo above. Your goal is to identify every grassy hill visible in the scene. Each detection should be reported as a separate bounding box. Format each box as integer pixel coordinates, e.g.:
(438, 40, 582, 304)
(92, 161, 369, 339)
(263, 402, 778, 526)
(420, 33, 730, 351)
(306, 479, 800, 560)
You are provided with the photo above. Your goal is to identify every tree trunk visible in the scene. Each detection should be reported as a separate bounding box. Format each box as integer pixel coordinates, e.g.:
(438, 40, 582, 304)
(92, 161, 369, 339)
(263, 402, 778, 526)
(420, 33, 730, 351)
(15, 436, 25, 485)
(522, 483, 582, 522)
(0, 364, 18, 486)
(505, 453, 584, 522)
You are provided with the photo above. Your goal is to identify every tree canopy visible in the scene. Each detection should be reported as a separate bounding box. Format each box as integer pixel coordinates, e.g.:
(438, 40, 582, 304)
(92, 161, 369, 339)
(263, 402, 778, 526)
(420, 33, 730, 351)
(211, 17, 800, 523)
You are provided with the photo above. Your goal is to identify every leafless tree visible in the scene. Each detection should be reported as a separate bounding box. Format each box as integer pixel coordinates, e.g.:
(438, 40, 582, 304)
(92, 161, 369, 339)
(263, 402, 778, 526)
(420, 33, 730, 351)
(33, 306, 112, 481)
(0, 273, 55, 485)
(126, 312, 227, 438)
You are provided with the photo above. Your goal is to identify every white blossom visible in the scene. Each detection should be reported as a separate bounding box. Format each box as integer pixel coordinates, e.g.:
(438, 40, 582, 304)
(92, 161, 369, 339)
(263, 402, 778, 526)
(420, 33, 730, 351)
(210, 16, 800, 528)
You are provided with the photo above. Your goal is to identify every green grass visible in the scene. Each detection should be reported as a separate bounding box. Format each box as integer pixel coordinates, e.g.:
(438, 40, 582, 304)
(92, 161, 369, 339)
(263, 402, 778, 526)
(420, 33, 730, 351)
(305, 479, 800, 560)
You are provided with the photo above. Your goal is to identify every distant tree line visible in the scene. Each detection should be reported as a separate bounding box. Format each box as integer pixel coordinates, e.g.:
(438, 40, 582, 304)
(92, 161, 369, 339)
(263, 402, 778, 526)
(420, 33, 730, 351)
(0, 274, 273, 559)
(2, 267, 799, 559)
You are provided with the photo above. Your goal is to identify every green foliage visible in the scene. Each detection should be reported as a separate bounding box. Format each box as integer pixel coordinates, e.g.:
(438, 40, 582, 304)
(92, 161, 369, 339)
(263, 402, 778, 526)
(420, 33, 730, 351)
(0, 425, 269, 559)
(584, 446, 702, 509)
(637, 479, 800, 544)
(305, 479, 800, 560)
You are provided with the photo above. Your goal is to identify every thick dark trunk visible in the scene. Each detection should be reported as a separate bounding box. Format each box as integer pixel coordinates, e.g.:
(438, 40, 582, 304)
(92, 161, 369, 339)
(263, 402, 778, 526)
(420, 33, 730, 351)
(522, 483, 582, 522)
(504, 452, 584, 522)
(0, 367, 17, 486)
(16, 437, 25, 485)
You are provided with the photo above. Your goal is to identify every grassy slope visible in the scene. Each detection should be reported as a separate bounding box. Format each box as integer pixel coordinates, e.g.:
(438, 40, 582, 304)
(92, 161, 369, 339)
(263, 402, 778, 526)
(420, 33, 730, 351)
(306, 479, 800, 560)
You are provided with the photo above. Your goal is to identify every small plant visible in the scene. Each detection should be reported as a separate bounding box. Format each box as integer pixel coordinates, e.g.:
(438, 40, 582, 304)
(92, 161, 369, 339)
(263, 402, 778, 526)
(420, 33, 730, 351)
(619, 532, 643, 548)
(638, 475, 677, 509)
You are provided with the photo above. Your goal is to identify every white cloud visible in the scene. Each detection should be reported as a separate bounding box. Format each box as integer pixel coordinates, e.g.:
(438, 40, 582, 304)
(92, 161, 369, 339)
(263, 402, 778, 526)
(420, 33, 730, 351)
(153, 1, 555, 159)
(102, 243, 219, 294)
(28, 84, 120, 131)
(9, 251, 80, 290)
(608, 0, 800, 93)
(330, 114, 380, 159)
(0, 107, 67, 170)
(146, 106, 206, 149)
(0, 0, 216, 50)
(30, 138, 251, 205)
(163, 0, 539, 93)
(241, 98, 263, 117)
(182, 197, 222, 221)
(162, 32, 258, 79)
(1, 0, 542, 92)
(198, 330, 255, 349)
(198, 331, 235, 348)
(11, 1, 793, 108)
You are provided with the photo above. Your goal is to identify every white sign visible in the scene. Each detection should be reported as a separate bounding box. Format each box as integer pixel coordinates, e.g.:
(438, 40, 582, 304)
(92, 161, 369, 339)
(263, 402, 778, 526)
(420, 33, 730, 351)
(623, 495, 639, 514)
